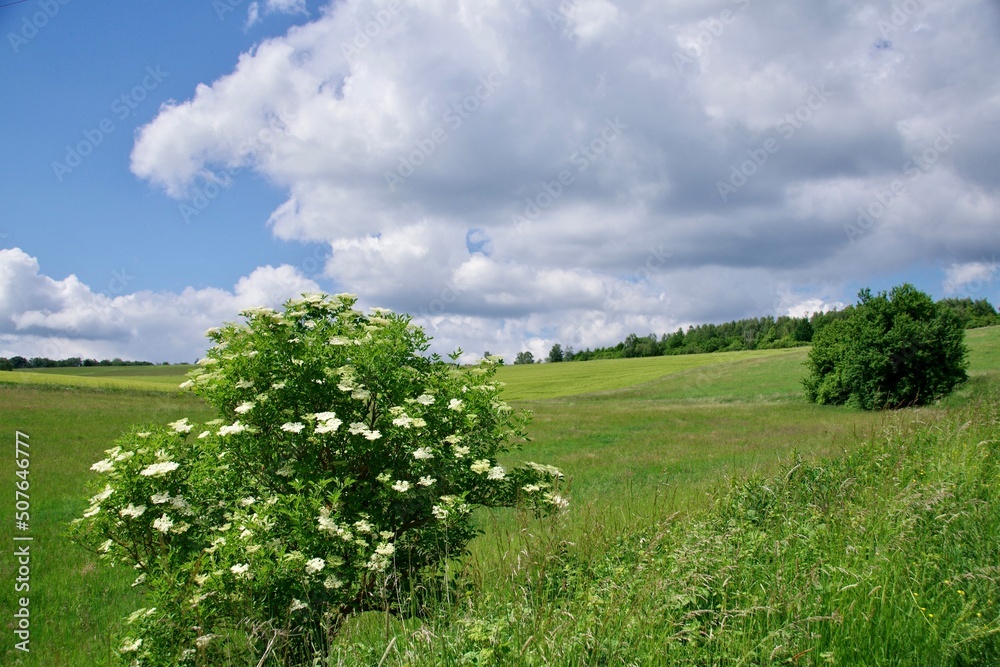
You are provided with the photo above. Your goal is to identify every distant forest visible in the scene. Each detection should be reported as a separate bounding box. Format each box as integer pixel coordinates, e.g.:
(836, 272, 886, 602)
(0, 356, 165, 371)
(3, 297, 997, 369)
(545, 296, 1000, 363)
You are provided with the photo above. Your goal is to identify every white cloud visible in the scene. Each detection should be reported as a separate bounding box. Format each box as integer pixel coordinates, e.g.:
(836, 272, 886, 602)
(0, 249, 319, 362)
(943, 261, 998, 296)
(126, 0, 1000, 358)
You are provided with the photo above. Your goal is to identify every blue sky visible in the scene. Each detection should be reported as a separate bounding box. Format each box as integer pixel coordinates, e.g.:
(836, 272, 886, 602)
(1, 0, 998, 362)
(2, 0, 324, 293)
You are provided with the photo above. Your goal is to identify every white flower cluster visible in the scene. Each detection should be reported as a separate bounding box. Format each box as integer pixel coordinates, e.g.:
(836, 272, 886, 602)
(168, 417, 193, 433)
(139, 461, 180, 477)
(348, 422, 381, 441)
(218, 421, 246, 436)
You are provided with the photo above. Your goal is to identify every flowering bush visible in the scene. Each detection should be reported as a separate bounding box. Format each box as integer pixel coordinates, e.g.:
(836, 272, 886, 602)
(71, 293, 565, 666)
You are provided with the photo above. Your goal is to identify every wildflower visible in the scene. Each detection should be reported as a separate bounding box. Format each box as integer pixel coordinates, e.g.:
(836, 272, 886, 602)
(376, 542, 395, 557)
(168, 418, 193, 433)
(448, 398, 464, 412)
(90, 459, 115, 474)
(236, 380, 254, 389)
(354, 519, 373, 533)
(198, 430, 211, 439)
(120, 637, 142, 653)
(230, 563, 250, 577)
(238, 496, 256, 507)
(140, 461, 180, 477)
(150, 492, 171, 505)
(470, 459, 491, 475)
(120, 504, 147, 518)
(153, 515, 174, 533)
(432, 505, 449, 520)
(545, 493, 569, 510)
(393, 415, 414, 428)
(83, 504, 101, 518)
(90, 485, 114, 504)
(289, 599, 308, 612)
(418, 476, 436, 486)
(99, 539, 114, 552)
(218, 421, 246, 436)
(305, 557, 326, 574)
(393, 480, 412, 493)
(234, 402, 254, 414)
(315, 418, 342, 434)
(179, 380, 194, 389)
(413, 447, 434, 460)
(314, 411, 337, 421)
(364, 430, 382, 441)
(487, 466, 506, 480)
(195, 634, 217, 648)
(281, 422, 305, 433)
(323, 575, 343, 589)
(416, 394, 435, 405)
(271, 381, 287, 390)
(453, 445, 470, 458)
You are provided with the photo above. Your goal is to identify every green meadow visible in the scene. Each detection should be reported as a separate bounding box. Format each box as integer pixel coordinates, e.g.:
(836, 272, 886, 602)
(2, 327, 999, 665)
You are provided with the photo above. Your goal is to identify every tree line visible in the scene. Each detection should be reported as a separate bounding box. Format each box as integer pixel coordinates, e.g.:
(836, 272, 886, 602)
(524, 296, 999, 363)
(0, 356, 163, 371)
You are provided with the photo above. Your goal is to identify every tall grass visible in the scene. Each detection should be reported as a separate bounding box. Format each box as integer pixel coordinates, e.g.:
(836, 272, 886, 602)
(331, 382, 1000, 665)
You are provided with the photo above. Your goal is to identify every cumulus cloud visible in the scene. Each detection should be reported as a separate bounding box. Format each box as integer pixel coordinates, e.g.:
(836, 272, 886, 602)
(943, 261, 998, 296)
(129, 0, 1000, 358)
(0, 249, 319, 362)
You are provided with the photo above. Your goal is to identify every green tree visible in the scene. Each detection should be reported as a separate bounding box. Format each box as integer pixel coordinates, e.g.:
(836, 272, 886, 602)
(803, 284, 969, 410)
(547, 343, 564, 363)
(514, 351, 535, 365)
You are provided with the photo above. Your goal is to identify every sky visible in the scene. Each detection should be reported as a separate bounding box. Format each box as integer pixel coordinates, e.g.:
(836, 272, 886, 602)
(1, 0, 998, 364)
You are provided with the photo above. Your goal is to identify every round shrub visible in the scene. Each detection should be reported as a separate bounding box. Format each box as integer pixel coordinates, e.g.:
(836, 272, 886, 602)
(803, 284, 969, 410)
(71, 293, 566, 666)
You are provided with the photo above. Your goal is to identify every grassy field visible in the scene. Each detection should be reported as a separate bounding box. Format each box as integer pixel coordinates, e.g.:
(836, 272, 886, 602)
(1, 327, 998, 665)
(2, 365, 196, 392)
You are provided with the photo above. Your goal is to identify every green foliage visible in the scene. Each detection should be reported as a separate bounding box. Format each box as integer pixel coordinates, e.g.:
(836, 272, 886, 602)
(938, 297, 1000, 329)
(334, 380, 1000, 665)
(547, 343, 564, 363)
(69, 294, 564, 666)
(804, 284, 969, 409)
(514, 351, 535, 365)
